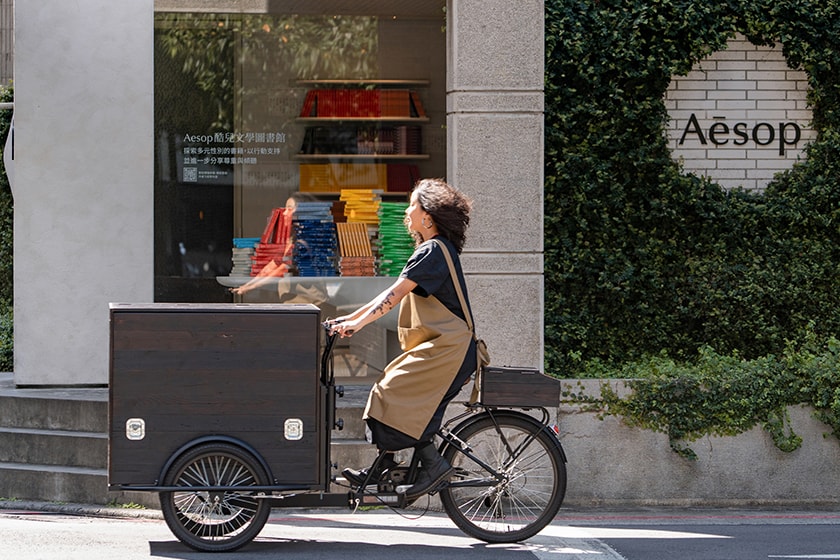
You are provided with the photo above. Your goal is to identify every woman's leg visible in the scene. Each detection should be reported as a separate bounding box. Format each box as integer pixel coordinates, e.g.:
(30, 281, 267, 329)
(342, 419, 417, 487)
(404, 340, 477, 498)
(419, 338, 477, 441)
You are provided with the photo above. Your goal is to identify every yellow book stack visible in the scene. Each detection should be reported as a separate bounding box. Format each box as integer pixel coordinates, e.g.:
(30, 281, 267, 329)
(299, 163, 387, 192)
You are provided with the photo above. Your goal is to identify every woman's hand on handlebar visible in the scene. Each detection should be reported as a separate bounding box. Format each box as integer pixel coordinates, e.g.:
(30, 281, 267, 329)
(323, 279, 412, 340)
(324, 317, 359, 338)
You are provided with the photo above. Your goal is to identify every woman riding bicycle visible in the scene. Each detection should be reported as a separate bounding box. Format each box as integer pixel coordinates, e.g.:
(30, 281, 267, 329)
(326, 178, 477, 500)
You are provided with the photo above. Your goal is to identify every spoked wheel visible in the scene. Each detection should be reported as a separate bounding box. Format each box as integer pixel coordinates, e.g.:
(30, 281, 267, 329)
(439, 412, 566, 543)
(159, 443, 271, 552)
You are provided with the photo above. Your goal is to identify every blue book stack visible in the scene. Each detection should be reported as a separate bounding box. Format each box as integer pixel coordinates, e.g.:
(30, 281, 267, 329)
(292, 202, 338, 276)
(230, 237, 260, 276)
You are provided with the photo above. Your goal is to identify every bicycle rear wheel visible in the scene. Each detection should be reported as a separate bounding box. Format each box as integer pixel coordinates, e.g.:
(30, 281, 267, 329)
(439, 412, 566, 542)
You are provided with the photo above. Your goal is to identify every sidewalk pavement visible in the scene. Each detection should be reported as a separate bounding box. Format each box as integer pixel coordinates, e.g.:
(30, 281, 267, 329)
(3, 497, 839, 526)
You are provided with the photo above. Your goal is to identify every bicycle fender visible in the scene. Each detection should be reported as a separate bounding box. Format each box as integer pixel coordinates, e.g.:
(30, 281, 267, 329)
(442, 409, 567, 463)
(157, 435, 275, 485)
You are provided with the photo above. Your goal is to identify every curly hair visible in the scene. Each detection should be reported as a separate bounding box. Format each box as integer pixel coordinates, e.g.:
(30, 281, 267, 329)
(410, 178, 472, 253)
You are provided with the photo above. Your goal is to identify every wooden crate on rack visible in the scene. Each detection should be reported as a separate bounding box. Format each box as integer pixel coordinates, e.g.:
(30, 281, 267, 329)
(480, 366, 562, 408)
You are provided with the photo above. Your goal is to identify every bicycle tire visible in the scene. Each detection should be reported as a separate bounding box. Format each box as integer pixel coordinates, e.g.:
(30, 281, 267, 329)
(439, 411, 566, 542)
(159, 442, 271, 552)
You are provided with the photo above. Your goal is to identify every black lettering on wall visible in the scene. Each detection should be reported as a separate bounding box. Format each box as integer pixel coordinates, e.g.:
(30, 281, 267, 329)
(679, 113, 707, 145)
(677, 114, 803, 156)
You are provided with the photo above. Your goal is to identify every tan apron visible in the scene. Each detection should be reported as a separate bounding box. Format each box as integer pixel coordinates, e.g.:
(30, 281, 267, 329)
(363, 291, 472, 439)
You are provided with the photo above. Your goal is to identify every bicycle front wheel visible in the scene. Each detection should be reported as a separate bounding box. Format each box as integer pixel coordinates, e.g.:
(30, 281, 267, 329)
(439, 412, 566, 543)
(159, 443, 271, 552)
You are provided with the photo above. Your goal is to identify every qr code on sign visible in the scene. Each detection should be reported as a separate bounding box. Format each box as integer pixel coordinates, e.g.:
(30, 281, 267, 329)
(183, 167, 198, 182)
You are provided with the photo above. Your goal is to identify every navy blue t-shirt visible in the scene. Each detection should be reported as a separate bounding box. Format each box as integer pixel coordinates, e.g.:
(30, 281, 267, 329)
(399, 236, 470, 322)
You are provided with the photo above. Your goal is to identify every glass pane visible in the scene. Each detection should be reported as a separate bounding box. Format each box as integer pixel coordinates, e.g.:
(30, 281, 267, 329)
(154, 3, 446, 383)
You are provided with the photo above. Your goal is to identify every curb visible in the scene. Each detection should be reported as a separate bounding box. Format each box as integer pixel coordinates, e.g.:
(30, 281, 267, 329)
(0, 499, 163, 520)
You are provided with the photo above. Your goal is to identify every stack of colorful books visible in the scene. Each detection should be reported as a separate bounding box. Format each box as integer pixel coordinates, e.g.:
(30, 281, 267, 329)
(299, 162, 388, 192)
(292, 202, 337, 277)
(340, 189, 382, 224)
(252, 208, 293, 276)
(337, 189, 382, 276)
(336, 222, 376, 276)
(377, 202, 414, 276)
(299, 89, 425, 119)
(230, 237, 260, 276)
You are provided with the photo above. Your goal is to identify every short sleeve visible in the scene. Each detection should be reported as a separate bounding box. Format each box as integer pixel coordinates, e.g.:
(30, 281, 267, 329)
(398, 237, 466, 321)
(399, 240, 447, 297)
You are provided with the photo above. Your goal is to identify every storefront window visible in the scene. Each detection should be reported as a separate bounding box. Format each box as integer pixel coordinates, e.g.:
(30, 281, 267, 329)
(154, 2, 446, 382)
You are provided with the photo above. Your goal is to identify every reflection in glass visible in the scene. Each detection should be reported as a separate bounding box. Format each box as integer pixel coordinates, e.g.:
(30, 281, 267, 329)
(153, 6, 446, 382)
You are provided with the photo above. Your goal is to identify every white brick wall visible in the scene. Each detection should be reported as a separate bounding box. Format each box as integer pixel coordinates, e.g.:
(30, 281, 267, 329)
(665, 34, 815, 191)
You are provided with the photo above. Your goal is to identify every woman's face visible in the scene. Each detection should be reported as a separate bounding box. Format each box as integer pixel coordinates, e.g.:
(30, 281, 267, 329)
(405, 191, 427, 233)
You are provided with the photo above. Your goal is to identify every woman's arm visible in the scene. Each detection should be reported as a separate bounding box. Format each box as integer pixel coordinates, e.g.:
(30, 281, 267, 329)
(229, 260, 288, 295)
(327, 276, 417, 337)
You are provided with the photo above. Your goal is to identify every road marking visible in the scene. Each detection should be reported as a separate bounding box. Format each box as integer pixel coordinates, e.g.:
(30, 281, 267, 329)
(767, 554, 840, 560)
(529, 539, 628, 560)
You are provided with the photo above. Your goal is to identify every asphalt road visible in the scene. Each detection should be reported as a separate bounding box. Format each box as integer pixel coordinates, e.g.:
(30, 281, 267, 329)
(0, 503, 839, 560)
(564, 508, 840, 560)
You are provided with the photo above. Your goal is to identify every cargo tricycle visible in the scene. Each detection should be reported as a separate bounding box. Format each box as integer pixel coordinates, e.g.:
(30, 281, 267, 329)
(108, 303, 567, 552)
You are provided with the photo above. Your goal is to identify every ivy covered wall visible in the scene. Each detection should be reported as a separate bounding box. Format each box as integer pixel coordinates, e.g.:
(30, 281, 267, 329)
(0, 85, 11, 371)
(544, 0, 840, 375)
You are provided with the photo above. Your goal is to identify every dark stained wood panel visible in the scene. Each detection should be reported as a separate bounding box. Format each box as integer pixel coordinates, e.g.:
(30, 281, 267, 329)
(480, 366, 562, 408)
(108, 304, 325, 489)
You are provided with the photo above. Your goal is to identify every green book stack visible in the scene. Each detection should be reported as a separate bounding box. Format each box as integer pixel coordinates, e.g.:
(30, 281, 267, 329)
(377, 202, 414, 276)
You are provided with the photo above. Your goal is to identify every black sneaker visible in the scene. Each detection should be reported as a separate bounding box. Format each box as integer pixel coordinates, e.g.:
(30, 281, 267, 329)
(400, 463, 455, 500)
(343, 454, 399, 487)
(400, 443, 455, 499)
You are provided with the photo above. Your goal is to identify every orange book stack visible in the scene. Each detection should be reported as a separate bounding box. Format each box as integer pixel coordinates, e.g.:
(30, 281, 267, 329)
(336, 222, 376, 276)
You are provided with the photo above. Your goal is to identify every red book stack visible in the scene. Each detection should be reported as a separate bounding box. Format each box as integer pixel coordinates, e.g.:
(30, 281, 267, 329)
(380, 89, 412, 118)
(251, 207, 293, 276)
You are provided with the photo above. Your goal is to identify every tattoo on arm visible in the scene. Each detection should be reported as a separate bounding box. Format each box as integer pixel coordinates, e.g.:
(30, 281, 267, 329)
(371, 290, 396, 317)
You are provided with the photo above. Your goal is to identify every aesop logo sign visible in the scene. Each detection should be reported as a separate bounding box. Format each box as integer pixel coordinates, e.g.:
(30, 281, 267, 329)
(665, 34, 815, 191)
(678, 113, 801, 156)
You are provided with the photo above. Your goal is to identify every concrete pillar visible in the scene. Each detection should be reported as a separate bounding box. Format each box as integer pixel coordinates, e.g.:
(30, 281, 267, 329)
(447, 0, 545, 368)
(13, 1, 154, 385)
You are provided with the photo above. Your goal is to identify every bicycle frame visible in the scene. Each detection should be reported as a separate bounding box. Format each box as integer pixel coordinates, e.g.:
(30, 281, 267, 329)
(438, 406, 564, 488)
(116, 311, 567, 551)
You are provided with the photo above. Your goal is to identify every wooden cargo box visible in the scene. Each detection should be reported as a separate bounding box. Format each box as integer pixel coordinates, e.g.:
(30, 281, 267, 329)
(109, 303, 324, 489)
(480, 366, 562, 408)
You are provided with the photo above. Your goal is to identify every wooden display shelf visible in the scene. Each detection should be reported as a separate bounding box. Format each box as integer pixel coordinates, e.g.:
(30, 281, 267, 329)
(297, 116, 430, 123)
(286, 192, 410, 200)
(294, 153, 429, 161)
(296, 79, 429, 87)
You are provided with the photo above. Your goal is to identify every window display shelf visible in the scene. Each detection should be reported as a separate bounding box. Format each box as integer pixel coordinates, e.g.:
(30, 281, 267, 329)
(296, 79, 430, 196)
(217, 275, 397, 294)
(294, 153, 429, 160)
(296, 79, 430, 87)
(297, 116, 430, 123)
(216, 275, 400, 330)
(291, 192, 410, 200)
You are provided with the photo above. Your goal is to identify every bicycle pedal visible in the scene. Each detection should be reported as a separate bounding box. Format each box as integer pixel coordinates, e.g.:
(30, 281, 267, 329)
(377, 466, 408, 493)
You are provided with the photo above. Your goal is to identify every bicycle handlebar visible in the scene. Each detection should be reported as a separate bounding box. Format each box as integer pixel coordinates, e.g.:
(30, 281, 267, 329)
(320, 322, 339, 386)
